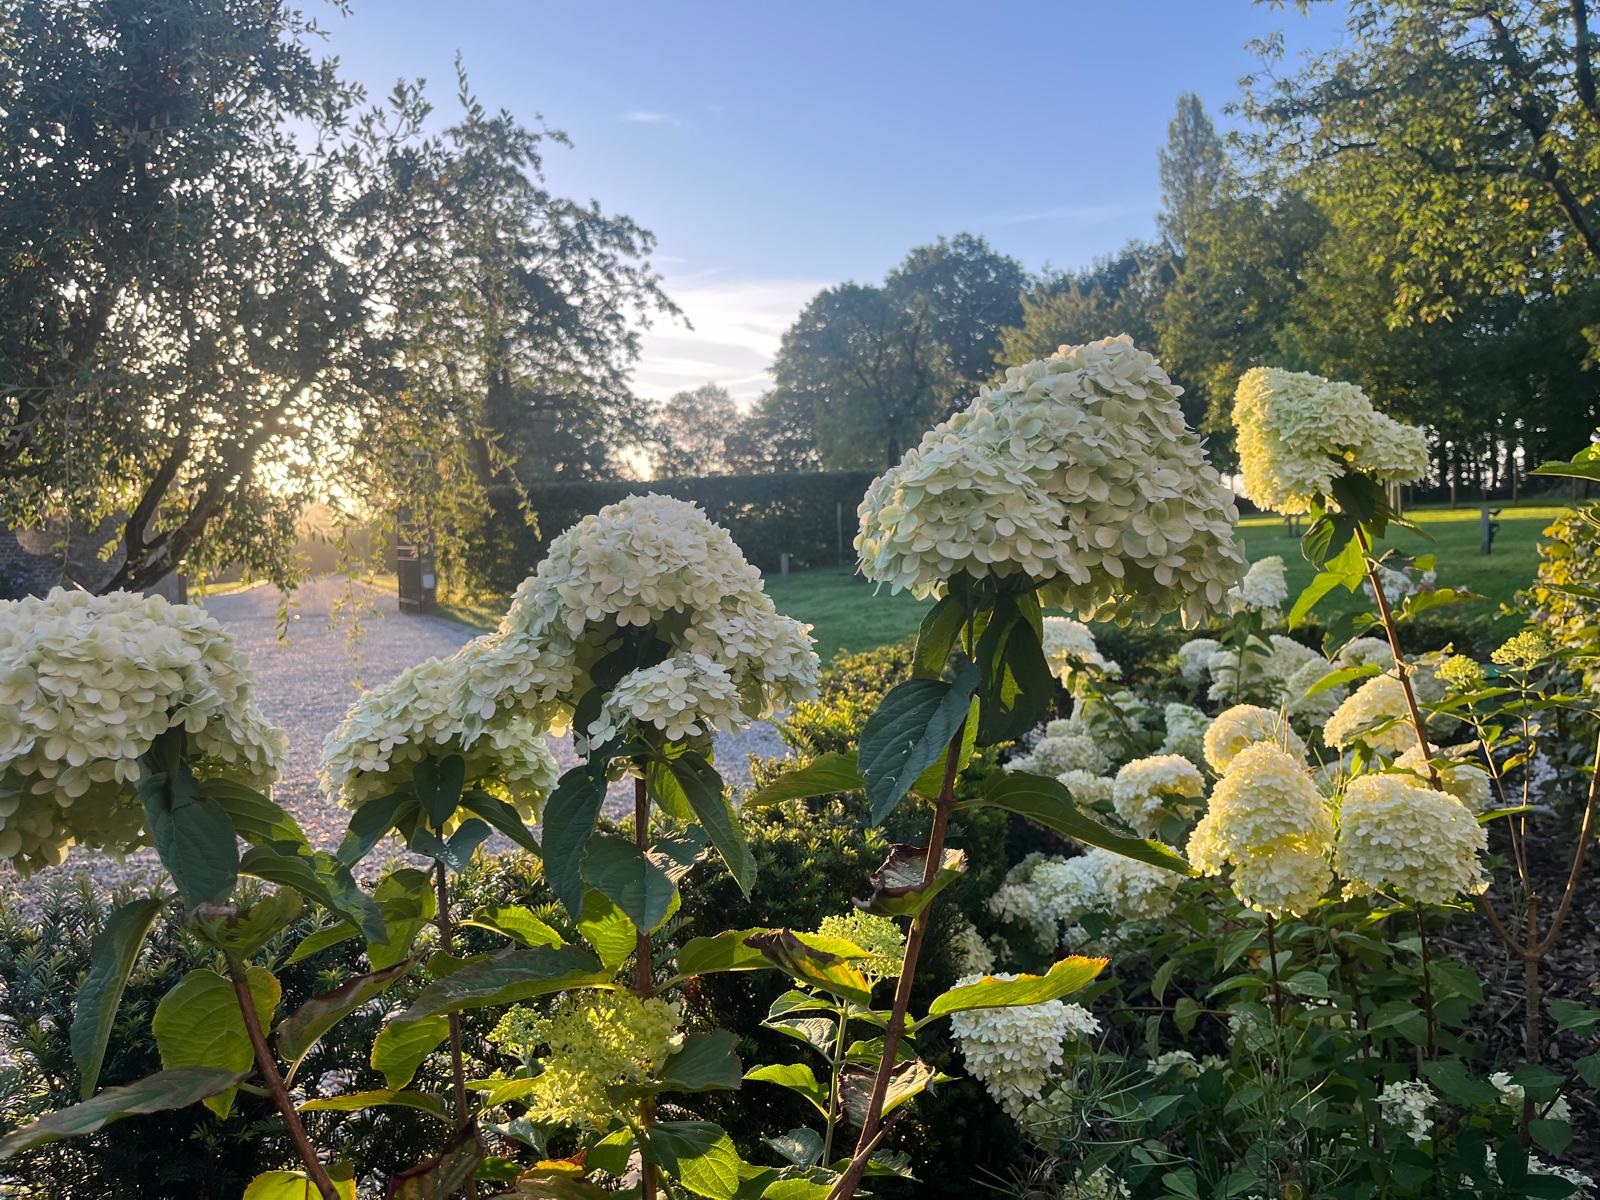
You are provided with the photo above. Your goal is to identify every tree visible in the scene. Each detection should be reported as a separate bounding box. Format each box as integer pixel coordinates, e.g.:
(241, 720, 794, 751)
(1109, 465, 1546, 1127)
(998, 242, 1173, 367)
(0, 2, 671, 593)
(652, 383, 740, 477)
(769, 282, 948, 471)
(724, 388, 823, 474)
(1159, 91, 1228, 253)
(884, 233, 1026, 400)
(1241, 0, 1600, 327)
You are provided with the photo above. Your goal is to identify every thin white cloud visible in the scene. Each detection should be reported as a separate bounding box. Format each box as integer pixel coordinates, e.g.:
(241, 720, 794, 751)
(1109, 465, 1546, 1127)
(989, 201, 1133, 227)
(631, 275, 826, 407)
(620, 109, 681, 126)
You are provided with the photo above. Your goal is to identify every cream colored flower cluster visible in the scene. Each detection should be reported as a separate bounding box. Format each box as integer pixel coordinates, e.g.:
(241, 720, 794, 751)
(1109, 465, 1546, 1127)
(989, 849, 1181, 948)
(1335, 775, 1487, 904)
(1175, 637, 1220, 684)
(1394, 744, 1492, 812)
(1202, 704, 1307, 773)
(319, 648, 558, 816)
(461, 494, 818, 748)
(1323, 674, 1414, 754)
(1057, 768, 1115, 809)
(856, 336, 1246, 623)
(1006, 722, 1110, 779)
(1233, 367, 1430, 515)
(1159, 703, 1212, 768)
(1227, 556, 1288, 615)
(1188, 743, 1334, 915)
(0, 588, 285, 874)
(1378, 1079, 1436, 1145)
(950, 985, 1099, 1115)
(1112, 754, 1205, 836)
(1041, 616, 1120, 687)
(497, 991, 683, 1131)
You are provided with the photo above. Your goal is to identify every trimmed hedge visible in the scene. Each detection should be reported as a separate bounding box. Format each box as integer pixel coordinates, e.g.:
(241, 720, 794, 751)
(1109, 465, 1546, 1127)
(457, 471, 879, 593)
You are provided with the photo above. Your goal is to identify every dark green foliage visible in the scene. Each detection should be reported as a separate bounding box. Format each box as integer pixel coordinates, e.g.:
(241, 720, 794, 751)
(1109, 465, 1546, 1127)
(458, 472, 878, 593)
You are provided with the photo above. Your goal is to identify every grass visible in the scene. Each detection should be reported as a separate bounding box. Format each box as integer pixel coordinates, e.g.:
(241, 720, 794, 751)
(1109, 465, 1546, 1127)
(432, 501, 1573, 665)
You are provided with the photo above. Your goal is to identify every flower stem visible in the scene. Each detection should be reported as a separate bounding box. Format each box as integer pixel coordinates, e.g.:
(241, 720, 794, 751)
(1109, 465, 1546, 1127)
(433, 859, 481, 1200)
(1263, 914, 1287, 1033)
(827, 718, 967, 1200)
(1354, 526, 1440, 790)
(634, 773, 658, 1200)
(821, 999, 852, 1164)
(1414, 904, 1437, 1059)
(224, 952, 340, 1200)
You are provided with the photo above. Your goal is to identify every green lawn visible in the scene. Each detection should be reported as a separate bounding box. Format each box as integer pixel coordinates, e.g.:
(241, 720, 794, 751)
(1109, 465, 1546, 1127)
(763, 502, 1573, 664)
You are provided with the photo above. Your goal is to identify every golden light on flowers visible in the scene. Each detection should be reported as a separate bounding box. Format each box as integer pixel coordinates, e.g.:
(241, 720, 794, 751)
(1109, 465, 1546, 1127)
(1112, 754, 1205, 836)
(318, 646, 559, 816)
(855, 335, 1246, 624)
(1187, 743, 1334, 916)
(1334, 774, 1488, 904)
(0, 588, 285, 874)
(1323, 674, 1414, 755)
(462, 493, 819, 748)
(1041, 616, 1120, 687)
(949, 986, 1100, 1115)
(1232, 366, 1430, 515)
(1394, 744, 1492, 812)
(1202, 703, 1307, 774)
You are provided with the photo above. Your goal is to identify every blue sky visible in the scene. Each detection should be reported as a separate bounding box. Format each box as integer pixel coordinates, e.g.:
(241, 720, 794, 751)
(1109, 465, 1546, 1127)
(322, 2, 1345, 404)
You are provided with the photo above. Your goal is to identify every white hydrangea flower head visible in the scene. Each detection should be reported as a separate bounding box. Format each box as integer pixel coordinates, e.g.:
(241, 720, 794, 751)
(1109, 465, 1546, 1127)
(1378, 1079, 1437, 1145)
(1147, 1049, 1203, 1079)
(950, 983, 1099, 1115)
(1323, 674, 1415, 755)
(946, 914, 996, 976)
(1233, 367, 1429, 515)
(1057, 769, 1115, 809)
(1160, 703, 1212, 767)
(1204, 644, 1272, 707)
(1338, 637, 1394, 671)
(1041, 616, 1120, 687)
(468, 494, 818, 747)
(856, 336, 1247, 624)
(1203, 704, 1308, 773)
(319, 644, 559, 817)
(1228, 556, 1289, 615)
(1265, 635, 1322, 691)
(1175, 637, 1221, 684)
(1187, 743, 1334, 916)
(0, 588, 285, 874)
(1489, 1071, 1572, 1124)
(1394, 745, 1493, 813)
(1335, 774, 1488, 904)
(1281, 655, 1347, 725)
(1112, 754, 1206, 835)
(1059, 1166, 1132, 1200)
(1007, 729, 1110, 778)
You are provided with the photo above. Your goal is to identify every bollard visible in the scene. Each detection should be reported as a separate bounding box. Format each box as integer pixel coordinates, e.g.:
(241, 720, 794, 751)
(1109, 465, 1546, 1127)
(780, 552, 792, 581)
(1479, 506, 1502, 556)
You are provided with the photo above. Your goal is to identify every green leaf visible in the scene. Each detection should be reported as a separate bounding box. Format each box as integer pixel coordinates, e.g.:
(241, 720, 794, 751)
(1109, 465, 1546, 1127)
(372, 1014, 450, 1090)
(970, 771, 1193, 874)
(1529, 1118, 1574, 1157)
(202, 779, 315, 856)
(765, 1128, 824, 1168)
(640, 1121, 742, 1200)
(243, 1170, 356, 1199)
(1300, 663, 1380, 698)
(137, 761, 238, 908)
(926, 955, 1107, 1018)
(335, 791, 411, 866)
(1548, 1000, 1600, 1036)
(389, 1127, 485, 1198)
(658, 1031, 743, 1093)
(70, 894, 167, 1100)
(667, 751, 757, 895)
(909, 696, 979, 799)
(152, 966, 279, 1118)
(240, 844, 387, 946)
(858, 662, 979, 826)
(1396, 587, 1482, 620)
(0, 1067, 249, 1158)
(584, 834, 678, 934)
(407, 817, 491, 873)
(855, 845, 965, 918)
(543, 763, 610, 916)
(671, 928, 776, 980)
(744, 931, 872, 1005)
(577, 888, 638, 972)
(193, 889, 304, 957)
(275, 958, 414, 1083)
(1420, 1059, 1500, 1106)
(299, 1089, 451, 1121)
(458, 787, 542, 855)
(912, 593, 966, 679)
(744, 752, 864, 808)
(413, 755, 467, 827)
(395, 946, 607, 1022)
(744, 1063, 828, 1115)
(463, 905, 565, 949)
(837, 1058, 939, 1125)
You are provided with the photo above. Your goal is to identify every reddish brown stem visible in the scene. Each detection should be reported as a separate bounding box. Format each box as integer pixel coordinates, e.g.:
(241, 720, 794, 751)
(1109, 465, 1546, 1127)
(828, 719, 967, 1200)
(1355, 526, 1440, 789)
(225, 953, 340, 1200)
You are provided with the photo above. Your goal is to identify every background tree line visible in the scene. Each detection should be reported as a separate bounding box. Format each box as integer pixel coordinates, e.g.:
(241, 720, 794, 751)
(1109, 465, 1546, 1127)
(660, 1, 1600, 495)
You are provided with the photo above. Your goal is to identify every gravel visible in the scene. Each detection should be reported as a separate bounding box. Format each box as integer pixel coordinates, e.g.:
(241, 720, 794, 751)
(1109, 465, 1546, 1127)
(1, 578, 792, 900)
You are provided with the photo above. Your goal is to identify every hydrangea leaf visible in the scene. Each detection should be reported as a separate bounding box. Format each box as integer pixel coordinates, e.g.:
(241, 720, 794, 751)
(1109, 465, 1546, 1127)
(836, 1058, 940, 1125)
(743, 931, 872, 1005)
(243, 1170, 356, 1199)
(299, 1089, 451, 1121)
(0, 1067, 249, 1158)
(924, 956, 1107, 1019)
(193, 889, 304, 958)
(583, 834, 678, 935)
(744, 752, 864, 808)
(971, 771, 1194, 875)
(657, 1030, 743, 1093)
(371, 1015, 450, 1090)
(859, 661, 979, 825)
(855, 845, 966, 918)
(70, 895, 169, 1099)
(275, 958, 415, 1082)
(395, 946, 607, 1022)
(462, 905, 565, 950)
(542, 763, 611, 916)
(151, 966, 280, 1118)
(744, 1064, 828, 1116)
(639, 1121, 743, 1200)
(667, 751, 756, 895)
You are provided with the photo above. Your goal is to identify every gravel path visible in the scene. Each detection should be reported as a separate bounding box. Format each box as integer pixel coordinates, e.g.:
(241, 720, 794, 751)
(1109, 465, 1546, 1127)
(2, 578, 791, 899)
